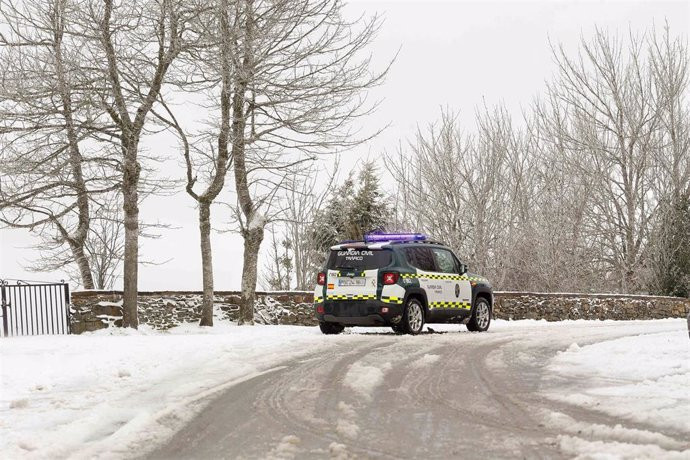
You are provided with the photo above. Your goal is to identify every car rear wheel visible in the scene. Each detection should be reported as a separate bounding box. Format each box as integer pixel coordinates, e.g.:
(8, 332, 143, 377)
(467, 297, 491, 332)
(402, 298, 425, 334)
(319, 322, 345, 335)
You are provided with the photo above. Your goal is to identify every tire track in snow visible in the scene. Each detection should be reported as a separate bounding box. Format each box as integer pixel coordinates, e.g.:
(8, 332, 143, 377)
(147, 321, 688, 459)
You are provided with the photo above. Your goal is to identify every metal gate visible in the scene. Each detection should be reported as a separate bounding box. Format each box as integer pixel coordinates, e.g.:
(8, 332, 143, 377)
(0, 280, 71, 337)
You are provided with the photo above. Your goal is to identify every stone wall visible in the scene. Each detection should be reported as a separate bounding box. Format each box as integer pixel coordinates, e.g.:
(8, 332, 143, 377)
(70, 290, 317, 334)
(70, 290, 690, 334)
(493, 291, 689, 321)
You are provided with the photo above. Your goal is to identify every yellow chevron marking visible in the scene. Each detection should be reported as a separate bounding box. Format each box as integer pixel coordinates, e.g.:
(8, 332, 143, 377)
(428, 301, 472, 309)
(381, 296, 403, 304)
(401, 273, 486, 282)
(326, 294, 376, 301)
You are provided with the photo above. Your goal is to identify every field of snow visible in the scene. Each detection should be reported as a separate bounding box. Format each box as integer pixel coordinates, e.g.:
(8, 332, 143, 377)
(1, 318, 688, 459)
(547, 328, 690, 433)
(0, 324, 339, 459)
(546, 326, 690, 458)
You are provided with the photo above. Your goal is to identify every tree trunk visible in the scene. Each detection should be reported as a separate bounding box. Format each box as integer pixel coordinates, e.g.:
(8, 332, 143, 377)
(121, 143, 140, 329)
(54, 10, 95, 291)
(70, 242, 95, 290)
(199, 201, 214, 326)
(238, 226, 264, 325)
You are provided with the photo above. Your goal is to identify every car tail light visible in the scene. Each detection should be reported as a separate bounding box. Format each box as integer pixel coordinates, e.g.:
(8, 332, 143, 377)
(317, 272, 326, 285)
(382, 272, 399, 285)
(316, 305, 325, 314)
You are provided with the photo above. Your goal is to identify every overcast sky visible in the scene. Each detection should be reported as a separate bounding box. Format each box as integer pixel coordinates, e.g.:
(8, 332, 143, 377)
(1, 0, 688, 290)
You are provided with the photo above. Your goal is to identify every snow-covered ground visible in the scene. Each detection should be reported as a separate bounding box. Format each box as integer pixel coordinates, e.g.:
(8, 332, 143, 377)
(1, 319, 688, 459)
(0, 324, 342, 459)
(545, 325, 690, 459)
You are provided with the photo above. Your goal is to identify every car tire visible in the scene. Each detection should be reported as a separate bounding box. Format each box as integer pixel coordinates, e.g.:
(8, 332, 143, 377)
(401, 298, 425, 335)
(319, 322, 345, 335)
(467, 297, 491, 332)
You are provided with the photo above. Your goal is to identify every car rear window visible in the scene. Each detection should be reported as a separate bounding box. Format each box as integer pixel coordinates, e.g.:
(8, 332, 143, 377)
(327, 249, 392, 270)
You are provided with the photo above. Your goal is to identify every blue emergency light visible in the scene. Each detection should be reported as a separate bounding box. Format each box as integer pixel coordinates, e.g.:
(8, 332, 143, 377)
(364, 232, 428, 243)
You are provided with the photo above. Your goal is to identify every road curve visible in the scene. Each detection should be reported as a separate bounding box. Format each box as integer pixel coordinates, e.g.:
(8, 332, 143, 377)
(147, 321, 685, 459)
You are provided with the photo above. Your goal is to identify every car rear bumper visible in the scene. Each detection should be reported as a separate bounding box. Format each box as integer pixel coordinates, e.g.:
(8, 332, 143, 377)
(315, 300, 404, 326)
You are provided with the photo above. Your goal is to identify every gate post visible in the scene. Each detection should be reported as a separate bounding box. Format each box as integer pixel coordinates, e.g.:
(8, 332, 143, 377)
(63, 282, 71, 334)
(1, 280, 8, 337)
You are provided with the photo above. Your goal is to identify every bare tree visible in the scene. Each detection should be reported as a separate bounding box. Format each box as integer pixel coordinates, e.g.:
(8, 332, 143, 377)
(83, 194, 125, 289)
(648, 24, 690, 202)
(75, 0, 200, 327)
(386, 113, 470, 260)
(259, 226, 293, 291)
(0, 0, 119, 289)
(19, 193, 125, 290)
(46, 195, 126, 289)
(259, 159, 344, 291)
(520, 103, 601, 292)
(223, 0, 390, 324)
(545, 28, 663, 292)
(644, 24, 690, 296)
(158, 0, 234, 326)
(386, 108, 515, 284)
(282, 161, 340, 290)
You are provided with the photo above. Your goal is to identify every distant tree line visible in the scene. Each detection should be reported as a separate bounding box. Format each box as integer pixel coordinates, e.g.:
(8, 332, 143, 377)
(385, 26, 689, 296)
(264, 26, 689, 297)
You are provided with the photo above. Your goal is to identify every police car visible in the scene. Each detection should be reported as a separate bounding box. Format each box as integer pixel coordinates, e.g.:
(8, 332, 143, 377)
(313, 233, 493, 335)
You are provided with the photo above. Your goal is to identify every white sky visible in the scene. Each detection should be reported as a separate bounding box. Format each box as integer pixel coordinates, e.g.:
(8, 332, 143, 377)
(1, 0, 688, 290)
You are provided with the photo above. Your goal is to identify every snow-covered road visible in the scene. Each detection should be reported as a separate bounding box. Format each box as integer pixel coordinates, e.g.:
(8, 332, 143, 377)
(1, 319, 688, 459)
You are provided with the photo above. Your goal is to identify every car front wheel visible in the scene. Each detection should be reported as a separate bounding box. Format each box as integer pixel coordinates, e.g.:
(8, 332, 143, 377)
(467, 297, 491, 332)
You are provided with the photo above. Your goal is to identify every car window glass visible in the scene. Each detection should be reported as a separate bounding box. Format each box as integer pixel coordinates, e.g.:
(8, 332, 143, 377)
(403, 247, 436, 271)
(432, 248, 457, 273)
(327, 249, 392, 270)
(452, 254, 464, 273)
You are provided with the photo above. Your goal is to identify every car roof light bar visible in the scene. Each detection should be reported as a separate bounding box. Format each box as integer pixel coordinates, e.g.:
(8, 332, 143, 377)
(364, 232, 427, 243)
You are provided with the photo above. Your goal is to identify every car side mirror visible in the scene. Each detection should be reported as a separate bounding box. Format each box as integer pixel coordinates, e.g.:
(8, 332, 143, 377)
(459, 263, 467, 274)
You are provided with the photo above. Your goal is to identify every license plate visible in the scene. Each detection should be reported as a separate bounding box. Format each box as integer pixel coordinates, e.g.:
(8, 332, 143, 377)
(338, 278, 366, 287)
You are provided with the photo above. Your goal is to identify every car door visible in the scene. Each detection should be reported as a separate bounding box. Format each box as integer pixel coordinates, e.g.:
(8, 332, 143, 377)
(431, 248, 472, 311)
(402, 246, 444, 306)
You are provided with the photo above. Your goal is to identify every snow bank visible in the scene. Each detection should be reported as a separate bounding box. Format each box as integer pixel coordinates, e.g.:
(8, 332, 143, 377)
(559, 435, 690, 460)
(545, 412, 687, 451)
(547, 329, 690, 435)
